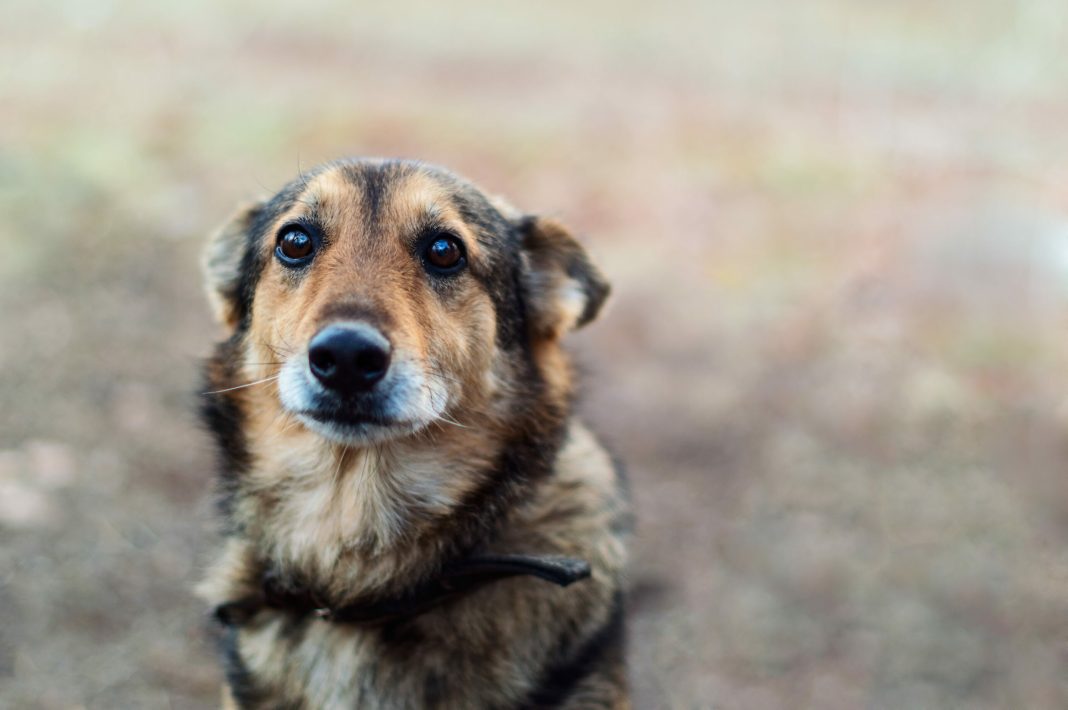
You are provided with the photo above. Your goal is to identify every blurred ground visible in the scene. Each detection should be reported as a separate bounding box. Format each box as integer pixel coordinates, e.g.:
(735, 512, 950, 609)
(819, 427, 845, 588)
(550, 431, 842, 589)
(3, 1, 1068, 708)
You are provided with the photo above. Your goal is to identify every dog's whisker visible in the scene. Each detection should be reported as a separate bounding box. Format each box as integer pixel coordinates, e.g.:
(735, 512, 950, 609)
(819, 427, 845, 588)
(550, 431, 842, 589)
(411, 381, 465, 429)
(427, 365, 462, 386)
(413, 395, 470, 430)
(262, 338, 297, 359)
(296, 153, 310, 191)
(202, 374, 280, 395)
(265, 347, 294, 360)
(272, 407, 300, 432)
(435, 414, 470, 429)
(331, 447, 348, 483)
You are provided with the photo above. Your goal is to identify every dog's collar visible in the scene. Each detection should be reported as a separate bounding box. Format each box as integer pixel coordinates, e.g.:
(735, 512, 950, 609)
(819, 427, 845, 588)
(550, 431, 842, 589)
(214, 554, 591, 627)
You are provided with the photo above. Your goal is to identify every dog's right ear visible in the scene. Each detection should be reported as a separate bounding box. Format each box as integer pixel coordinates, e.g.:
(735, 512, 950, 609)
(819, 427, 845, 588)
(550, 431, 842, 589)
(202, 200, 264, 330)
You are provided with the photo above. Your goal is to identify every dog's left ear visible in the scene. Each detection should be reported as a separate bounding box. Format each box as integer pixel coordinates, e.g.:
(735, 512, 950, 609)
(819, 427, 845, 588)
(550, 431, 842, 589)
(519, 216, 611, 340)
(202, 200, 265, 330)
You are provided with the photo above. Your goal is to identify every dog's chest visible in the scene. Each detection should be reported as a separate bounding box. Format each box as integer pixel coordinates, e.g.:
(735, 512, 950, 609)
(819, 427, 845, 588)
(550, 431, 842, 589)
(234, 613, 394, 707)
(231, 610, 511, 709)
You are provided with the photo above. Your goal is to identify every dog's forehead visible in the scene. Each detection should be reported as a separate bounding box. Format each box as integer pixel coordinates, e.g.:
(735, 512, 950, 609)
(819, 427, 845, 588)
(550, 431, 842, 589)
(284, 161, 514, 250)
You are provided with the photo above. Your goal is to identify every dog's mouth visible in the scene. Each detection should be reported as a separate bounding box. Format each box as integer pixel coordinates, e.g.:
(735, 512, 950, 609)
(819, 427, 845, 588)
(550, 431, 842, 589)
(292, 383, 422, 430)
(300, 406, 396, 428)
(277, 354, 450, 446)
(293, 404, 422, 445)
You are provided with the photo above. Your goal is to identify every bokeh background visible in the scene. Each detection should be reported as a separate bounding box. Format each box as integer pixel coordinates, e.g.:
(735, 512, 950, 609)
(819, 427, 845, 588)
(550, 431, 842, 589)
(3, 1, 1068, 707)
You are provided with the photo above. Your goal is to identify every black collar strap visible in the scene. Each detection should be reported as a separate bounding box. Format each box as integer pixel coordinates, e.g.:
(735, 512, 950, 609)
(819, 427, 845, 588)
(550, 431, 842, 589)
(214, 554, 591, 628)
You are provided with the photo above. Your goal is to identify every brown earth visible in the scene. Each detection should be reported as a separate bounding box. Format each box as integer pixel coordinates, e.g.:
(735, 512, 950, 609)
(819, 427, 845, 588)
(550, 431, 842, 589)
(3, 2, 1068, 708)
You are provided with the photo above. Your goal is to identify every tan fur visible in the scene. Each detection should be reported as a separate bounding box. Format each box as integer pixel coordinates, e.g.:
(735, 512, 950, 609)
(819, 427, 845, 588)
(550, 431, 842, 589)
(198, 160, 629, 708)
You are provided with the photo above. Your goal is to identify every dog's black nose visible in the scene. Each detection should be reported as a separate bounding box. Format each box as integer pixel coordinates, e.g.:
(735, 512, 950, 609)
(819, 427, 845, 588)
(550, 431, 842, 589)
(308, 324, 391, 393)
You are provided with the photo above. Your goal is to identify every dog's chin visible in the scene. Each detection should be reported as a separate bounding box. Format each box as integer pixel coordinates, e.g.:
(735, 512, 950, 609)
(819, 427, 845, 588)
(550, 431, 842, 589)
(294, 410, 426, 446)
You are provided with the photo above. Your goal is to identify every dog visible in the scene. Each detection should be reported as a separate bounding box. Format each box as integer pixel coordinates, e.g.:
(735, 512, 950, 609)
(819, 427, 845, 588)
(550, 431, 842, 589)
(196, 158, 631, 708)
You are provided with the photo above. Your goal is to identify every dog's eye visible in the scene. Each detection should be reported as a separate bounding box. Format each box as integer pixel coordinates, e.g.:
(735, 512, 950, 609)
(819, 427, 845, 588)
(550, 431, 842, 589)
(276, 227, 315, 265)
(424, 234, 466, 274)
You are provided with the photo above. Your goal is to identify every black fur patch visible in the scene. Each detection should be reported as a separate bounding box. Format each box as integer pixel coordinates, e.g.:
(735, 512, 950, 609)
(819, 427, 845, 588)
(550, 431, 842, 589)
(220, 627, 264, 709)
(342, 160, 406, 232)
(452, 191, 530, 350)
(199, 336, 251, 528)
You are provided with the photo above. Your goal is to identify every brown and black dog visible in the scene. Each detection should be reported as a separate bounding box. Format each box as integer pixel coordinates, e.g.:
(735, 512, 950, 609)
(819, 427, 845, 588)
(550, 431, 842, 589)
(196, 158, 631, 708)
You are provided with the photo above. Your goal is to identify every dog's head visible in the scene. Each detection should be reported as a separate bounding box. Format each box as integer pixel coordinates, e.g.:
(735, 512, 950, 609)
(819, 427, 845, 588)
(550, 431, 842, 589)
(203, 159, 609, 446)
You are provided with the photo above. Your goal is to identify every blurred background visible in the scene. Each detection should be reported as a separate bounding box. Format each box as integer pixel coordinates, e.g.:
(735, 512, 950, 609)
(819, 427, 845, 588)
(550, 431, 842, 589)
(2, 1, 1067, 707)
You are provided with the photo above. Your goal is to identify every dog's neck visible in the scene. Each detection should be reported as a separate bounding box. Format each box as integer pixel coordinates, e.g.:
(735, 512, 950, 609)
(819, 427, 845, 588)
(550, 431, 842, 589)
(215, 387, 568, 607)
(214, 553, 592, 628)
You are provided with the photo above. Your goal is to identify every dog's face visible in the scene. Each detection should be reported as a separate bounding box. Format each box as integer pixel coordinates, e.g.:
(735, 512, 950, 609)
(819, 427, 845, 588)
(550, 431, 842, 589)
(204, 160, 609, 446)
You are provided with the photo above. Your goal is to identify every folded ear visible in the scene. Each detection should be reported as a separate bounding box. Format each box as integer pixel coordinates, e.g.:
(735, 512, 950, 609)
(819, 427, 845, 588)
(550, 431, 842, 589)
(519, 216, 611, 340)
(202, 200, 264, 330)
